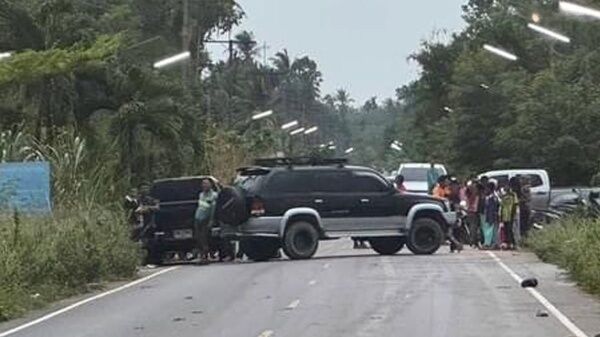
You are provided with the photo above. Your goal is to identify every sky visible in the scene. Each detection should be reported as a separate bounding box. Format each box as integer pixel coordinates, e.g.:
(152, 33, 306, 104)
(208, 0, 467, 105)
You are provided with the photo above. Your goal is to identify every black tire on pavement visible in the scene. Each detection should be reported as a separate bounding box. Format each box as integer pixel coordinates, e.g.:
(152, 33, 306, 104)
(215, 186, 248, 227)
(369, 237, 405, 255)
(239, 238, 280, 262)
(406, 217, 444, 255)
(282, 221, 319, 260)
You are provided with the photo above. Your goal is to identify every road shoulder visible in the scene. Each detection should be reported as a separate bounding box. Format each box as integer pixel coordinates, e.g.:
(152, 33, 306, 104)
(490, 249, 600, 336)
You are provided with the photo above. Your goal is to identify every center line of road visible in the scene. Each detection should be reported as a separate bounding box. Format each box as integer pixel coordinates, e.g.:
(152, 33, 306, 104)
(286, 299, 300, 310)
(308, 280, 317, 286)
(486, 251, 589, 337)
(257, 330, 274, 337)
(0, 266, 179, 337)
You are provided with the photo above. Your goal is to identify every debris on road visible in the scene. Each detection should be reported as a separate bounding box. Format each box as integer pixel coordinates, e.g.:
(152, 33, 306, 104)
(536, 310, 549, 317)
(521, 278, 539, 288)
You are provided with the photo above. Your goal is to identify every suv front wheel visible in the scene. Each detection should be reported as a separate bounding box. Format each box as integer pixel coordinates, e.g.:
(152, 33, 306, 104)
(282, 221, 319, 260)
(369, 237, 405, 255)
(406, 217, 444, 255)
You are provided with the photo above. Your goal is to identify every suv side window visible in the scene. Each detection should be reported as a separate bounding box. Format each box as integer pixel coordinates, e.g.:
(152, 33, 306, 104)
(266, 171, 313, 193)
(312, 170, 352, 193)
(521, 174, 543, 187)
(352, 171, 390, 193)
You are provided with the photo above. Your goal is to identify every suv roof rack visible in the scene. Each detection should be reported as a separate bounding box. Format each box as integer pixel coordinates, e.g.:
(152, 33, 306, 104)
(254, 157, 348, 168)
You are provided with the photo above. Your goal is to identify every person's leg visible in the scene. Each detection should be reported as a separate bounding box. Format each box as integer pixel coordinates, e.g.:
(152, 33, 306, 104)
(194, 215, 210, 263)
(467, 214, 478, 247)
(505, 220, 514, 249)
(520, 207, 531, 237)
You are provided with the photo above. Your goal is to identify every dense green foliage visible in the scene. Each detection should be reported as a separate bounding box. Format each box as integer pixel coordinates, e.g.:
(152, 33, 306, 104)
(527, 216, 600, 295)
(400, 0, 600, 185)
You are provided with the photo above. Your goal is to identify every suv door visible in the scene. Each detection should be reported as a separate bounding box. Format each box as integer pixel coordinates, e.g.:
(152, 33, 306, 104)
(521, 173, 548, 210)
(310, 169, 357, 232)
(351, 170, 400, 231)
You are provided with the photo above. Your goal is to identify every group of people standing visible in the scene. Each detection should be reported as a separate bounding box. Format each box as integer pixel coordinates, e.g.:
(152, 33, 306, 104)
(457, 175, 532, 250)
(394, 166, 532, 251)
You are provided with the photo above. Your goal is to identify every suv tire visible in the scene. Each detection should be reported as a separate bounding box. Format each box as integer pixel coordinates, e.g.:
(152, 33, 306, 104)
(282, 221, 319, 260)
(215, 186, 248, 226)
(369, 237, 405, 255)
(240, 238, 280, 262)
(407, 217, 444, 255)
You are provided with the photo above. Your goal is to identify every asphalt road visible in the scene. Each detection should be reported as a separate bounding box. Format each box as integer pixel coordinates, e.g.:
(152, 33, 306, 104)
(2, 241, 600, 337)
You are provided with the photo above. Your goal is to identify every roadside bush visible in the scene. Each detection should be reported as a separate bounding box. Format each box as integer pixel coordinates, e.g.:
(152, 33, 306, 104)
(527, 216, 600, 295)
(0, 206, 140, 321)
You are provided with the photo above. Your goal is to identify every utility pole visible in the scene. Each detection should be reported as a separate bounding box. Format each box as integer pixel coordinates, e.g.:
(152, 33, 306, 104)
(262, 42, 269, 65)
(204, 37, 257, 64)
(182, 0, 190, 86)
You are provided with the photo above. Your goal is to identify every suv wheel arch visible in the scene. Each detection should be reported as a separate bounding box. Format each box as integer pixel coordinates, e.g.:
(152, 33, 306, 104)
(406, 204, 447, 231)
(279, 208, 324, 238)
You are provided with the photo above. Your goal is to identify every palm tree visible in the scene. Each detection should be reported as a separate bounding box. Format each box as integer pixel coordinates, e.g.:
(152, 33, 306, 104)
(234, 31, 258, 62)
(334, 89, 354, 114)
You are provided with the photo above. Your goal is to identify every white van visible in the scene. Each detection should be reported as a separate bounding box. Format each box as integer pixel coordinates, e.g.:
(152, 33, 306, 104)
(397, 163, 447, 194)
(478, 169, 551, 210)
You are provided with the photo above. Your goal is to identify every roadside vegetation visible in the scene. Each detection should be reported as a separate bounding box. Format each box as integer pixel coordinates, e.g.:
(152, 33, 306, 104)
(527, 216, 600, 296)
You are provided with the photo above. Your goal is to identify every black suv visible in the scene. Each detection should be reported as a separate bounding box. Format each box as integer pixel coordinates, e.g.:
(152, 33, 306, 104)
(215, 158, 456, 261)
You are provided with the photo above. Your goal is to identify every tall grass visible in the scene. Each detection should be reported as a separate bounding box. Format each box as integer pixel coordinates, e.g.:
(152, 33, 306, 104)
(0, 128, 139, 321)
(527, 216, 600, 295)
(0, 207, 139, 320)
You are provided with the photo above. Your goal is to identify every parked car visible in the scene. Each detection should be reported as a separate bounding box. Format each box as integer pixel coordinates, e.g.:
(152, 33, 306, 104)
(397, 163, 447, 194)
(478, 169, 550, 210)
(140, 176, 221, 264)
(215, 157, 456, 261)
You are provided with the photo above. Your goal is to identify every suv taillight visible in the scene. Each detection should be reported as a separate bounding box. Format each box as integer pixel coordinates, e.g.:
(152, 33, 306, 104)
(250, 197, 265, 216)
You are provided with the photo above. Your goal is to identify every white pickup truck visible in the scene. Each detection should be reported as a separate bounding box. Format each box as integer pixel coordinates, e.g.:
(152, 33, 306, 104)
(478, 169, 551, 210)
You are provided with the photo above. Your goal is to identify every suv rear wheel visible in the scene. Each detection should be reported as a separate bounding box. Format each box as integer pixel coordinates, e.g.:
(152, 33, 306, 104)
(407, 217, 444, 255)
(282, 221, 319, 260)
(369, 237, 405, 255)
(240, 238, 280, 262)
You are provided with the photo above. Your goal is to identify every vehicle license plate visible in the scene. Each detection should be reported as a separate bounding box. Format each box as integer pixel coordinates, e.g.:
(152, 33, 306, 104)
(173, 229, 193, 239)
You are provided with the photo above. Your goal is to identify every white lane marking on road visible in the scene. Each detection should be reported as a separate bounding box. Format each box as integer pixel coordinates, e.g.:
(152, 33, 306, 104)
(285, 299, 300, 310)
(0, 266, 179, 337)
(308, 280, 317, 286)
(257, 330, 274, 337)
(323, 263, 330, 269)
(487, 251, 589, 337)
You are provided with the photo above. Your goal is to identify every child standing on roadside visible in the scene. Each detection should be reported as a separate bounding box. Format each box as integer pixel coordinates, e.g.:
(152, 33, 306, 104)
(500, 180, 520, 250)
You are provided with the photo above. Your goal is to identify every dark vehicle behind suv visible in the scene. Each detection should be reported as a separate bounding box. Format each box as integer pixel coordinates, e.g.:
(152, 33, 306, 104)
(216, 158, 456, 261)
(141, 176, 220, 264)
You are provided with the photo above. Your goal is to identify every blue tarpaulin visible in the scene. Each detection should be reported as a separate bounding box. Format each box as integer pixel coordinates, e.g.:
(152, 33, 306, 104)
(0, 161, 52, 214)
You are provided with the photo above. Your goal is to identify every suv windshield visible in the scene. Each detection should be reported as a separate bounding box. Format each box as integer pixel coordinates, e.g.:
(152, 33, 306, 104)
(400, 167, 445, 181)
